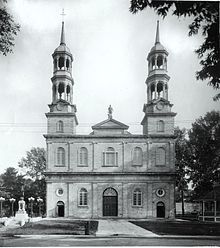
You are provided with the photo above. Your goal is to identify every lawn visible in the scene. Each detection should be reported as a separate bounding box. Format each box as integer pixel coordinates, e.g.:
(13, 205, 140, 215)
(131, 220, 220, 236)
(0, 219, 98, 236)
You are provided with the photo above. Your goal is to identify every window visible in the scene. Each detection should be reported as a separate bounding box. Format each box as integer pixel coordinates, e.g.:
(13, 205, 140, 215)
(79, 188, 88, 206)
(133, 188, 142, 206)
(79, 147, 88, 166)
(56, 121, 64, 132)
(103, 147, 118, 166)
(155, 147, 166, 166)
(157, 120, 165, 132)
(57, 147, 65, 166)
(133, 147, 143, 166)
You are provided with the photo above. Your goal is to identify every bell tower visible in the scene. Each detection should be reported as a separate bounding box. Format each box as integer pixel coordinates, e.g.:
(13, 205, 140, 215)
(141, 21, 176, 135)
(46, 20, 78, 134)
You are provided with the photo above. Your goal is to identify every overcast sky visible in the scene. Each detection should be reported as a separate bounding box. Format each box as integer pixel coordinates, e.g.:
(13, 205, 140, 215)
(0, 0, 219, 174)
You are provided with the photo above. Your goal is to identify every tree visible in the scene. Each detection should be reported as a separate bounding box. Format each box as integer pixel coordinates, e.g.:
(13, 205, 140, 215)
(130, 1, 220, 100)
(18, 147, 46, 180)
(188, 111, 220, 199)
(175, 127, 192, 215)
(0, 0, 20, 55)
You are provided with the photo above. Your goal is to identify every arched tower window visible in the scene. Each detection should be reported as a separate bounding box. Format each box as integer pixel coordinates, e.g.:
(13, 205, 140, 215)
(58, 83, 65, 100)
(56, 121, 64, 133)
(156, 147, 166, 166)
(157, 55, 163, 69)
(157, 82, 164, 98)
(57, 147, 65, 166)
(157, 120, 165, 132)
(79, 147, 88, 166)
(79, 188, 88, 206)
(66, 59, 70, 70)
(58, 57, 65, 70)
(133, 147, 143, 166)
(151, 57, 156, 70)
(66, 85, 71, 102)
(133, 188, 142, 206)
(103, 147, 118, 166)
(150, 83, 156, 100)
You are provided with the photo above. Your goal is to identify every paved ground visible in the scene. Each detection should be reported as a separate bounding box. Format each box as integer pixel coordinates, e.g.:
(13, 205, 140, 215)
(1, 236, 220, 246)
(96, 219, 158, 237)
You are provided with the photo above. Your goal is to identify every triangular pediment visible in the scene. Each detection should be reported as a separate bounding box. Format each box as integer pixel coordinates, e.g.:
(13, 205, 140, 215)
(92, 118, 129, 130)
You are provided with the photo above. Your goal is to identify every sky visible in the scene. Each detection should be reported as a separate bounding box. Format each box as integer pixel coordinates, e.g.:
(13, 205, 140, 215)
(0, 0, 219, 174)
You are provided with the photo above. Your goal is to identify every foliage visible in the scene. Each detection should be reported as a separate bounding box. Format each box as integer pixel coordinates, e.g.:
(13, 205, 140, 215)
(174, 127, 191, 195)
(0, 147, 47, 216)
(130, 1, 220, 100)
(188, 111, 220, 198)
(18, 147, 46, 180)
(0, 0, 20, 55)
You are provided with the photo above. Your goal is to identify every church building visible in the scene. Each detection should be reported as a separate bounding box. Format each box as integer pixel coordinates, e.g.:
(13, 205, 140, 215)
(44, 20, 176, 219)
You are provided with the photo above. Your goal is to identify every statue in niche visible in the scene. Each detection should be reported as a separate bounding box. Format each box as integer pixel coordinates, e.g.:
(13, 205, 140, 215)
(108, 105, 113, 119)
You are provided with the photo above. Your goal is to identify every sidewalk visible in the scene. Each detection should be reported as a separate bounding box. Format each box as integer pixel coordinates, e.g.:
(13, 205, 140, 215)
(96, 219, 158, 237)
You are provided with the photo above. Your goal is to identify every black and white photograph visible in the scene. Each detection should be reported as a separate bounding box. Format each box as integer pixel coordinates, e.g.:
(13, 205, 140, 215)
(0, 0, 219, 246)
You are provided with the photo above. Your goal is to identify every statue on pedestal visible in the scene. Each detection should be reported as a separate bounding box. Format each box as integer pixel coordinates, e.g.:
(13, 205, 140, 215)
(18, 197, 26, 212)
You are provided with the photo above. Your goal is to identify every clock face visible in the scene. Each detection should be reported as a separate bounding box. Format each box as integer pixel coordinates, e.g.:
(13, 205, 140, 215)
(56, 103, 62, 111)
(156, 102, 164, 110)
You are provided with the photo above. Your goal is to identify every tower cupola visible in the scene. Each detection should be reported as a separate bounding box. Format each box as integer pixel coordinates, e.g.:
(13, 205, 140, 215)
(146, 21, 170, 102)
(51, 21, 74, 104)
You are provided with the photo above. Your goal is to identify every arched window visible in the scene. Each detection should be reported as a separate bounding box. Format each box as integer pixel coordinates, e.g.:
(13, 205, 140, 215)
(56, 121, 64, 133)
(66, 58, 70, 70)
(157, 120, 165, 132)
(157, 82, 163, 98)
(66, 85, 71, 101)
(58, 57, 65, 70)
(157, 55, 163, 69)
(103, 147, 118, 166)
(79, 147, 88, 166)
(79, 188, 88, 206)
(156, 147, 166, 166)
(58, 83, 65, 99)
(133, 188, 142, 206)
(57, 147, 65, 166)
(133, 147, 143, 166)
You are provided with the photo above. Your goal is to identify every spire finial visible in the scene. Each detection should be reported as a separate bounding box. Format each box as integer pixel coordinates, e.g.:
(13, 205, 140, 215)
(60, 9, 66, 45)
(155, 20, 160, 44)
(108, 105, 113, 119)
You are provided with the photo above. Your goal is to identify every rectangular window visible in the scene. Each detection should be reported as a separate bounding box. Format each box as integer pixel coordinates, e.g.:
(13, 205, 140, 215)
(103, 152, 118, 166)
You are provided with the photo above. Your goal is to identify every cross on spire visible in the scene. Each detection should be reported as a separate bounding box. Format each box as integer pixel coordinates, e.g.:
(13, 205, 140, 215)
(60, 8, 66, 22)
(60, 9, 66, 45)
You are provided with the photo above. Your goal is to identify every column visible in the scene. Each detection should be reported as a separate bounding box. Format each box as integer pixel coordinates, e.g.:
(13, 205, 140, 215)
(214, 200, 217, 221)
(68, 143, 70, 171)
(56, 83, 59, 100)
(163, 83, 165, 98)
(155, 55, 158, 69)
(64, 84, 67, 101)
(202, 200, 205, 221)
(155, 81, 158, 99)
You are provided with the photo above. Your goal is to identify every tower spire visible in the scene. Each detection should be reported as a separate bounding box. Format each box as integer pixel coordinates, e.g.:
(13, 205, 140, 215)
(60, 9, 66, 45)
(155, 20, 160, 44)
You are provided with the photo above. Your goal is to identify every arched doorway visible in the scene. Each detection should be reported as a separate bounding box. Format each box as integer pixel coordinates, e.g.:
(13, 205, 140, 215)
(103, 187, 118, 217)
(157, 202, 165, 218)
(57, 201, 64, 217)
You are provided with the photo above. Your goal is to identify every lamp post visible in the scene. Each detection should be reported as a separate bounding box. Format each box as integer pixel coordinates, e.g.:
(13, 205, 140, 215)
(28, 197, 35, 218)
(9, 198, 16, 217)
(37, 197, 43, 217)
(0, 197, 5, 218)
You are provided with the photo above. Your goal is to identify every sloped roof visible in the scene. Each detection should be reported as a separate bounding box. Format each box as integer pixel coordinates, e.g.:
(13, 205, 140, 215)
(92, 118, 129, 130)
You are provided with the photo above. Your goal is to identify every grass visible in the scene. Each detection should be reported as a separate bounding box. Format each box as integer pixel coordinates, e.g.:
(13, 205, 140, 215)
(0, 219, 98, 236)
(131, 220, 220, 236)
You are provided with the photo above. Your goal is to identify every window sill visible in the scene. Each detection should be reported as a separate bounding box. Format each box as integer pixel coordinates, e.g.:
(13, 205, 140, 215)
(77, 164, 89, 167)
(102, 165, 118, 167)
(78, 205, 89, 208)
(54, 165, 66, 167)
(132, 164, 143, 167)
(132, 205, 143, 208)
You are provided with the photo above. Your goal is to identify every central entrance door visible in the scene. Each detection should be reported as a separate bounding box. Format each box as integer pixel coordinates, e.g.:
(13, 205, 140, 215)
(156, 202, 165, 218)
(103, 187, 118, 217)
(57, 201, 64, 217)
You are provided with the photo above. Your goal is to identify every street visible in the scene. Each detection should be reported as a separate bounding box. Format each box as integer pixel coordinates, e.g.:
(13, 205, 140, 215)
(1, 236, 220, 247)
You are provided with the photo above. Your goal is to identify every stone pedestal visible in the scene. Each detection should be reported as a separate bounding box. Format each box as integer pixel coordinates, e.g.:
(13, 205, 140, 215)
(15, 210, 29, 221)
